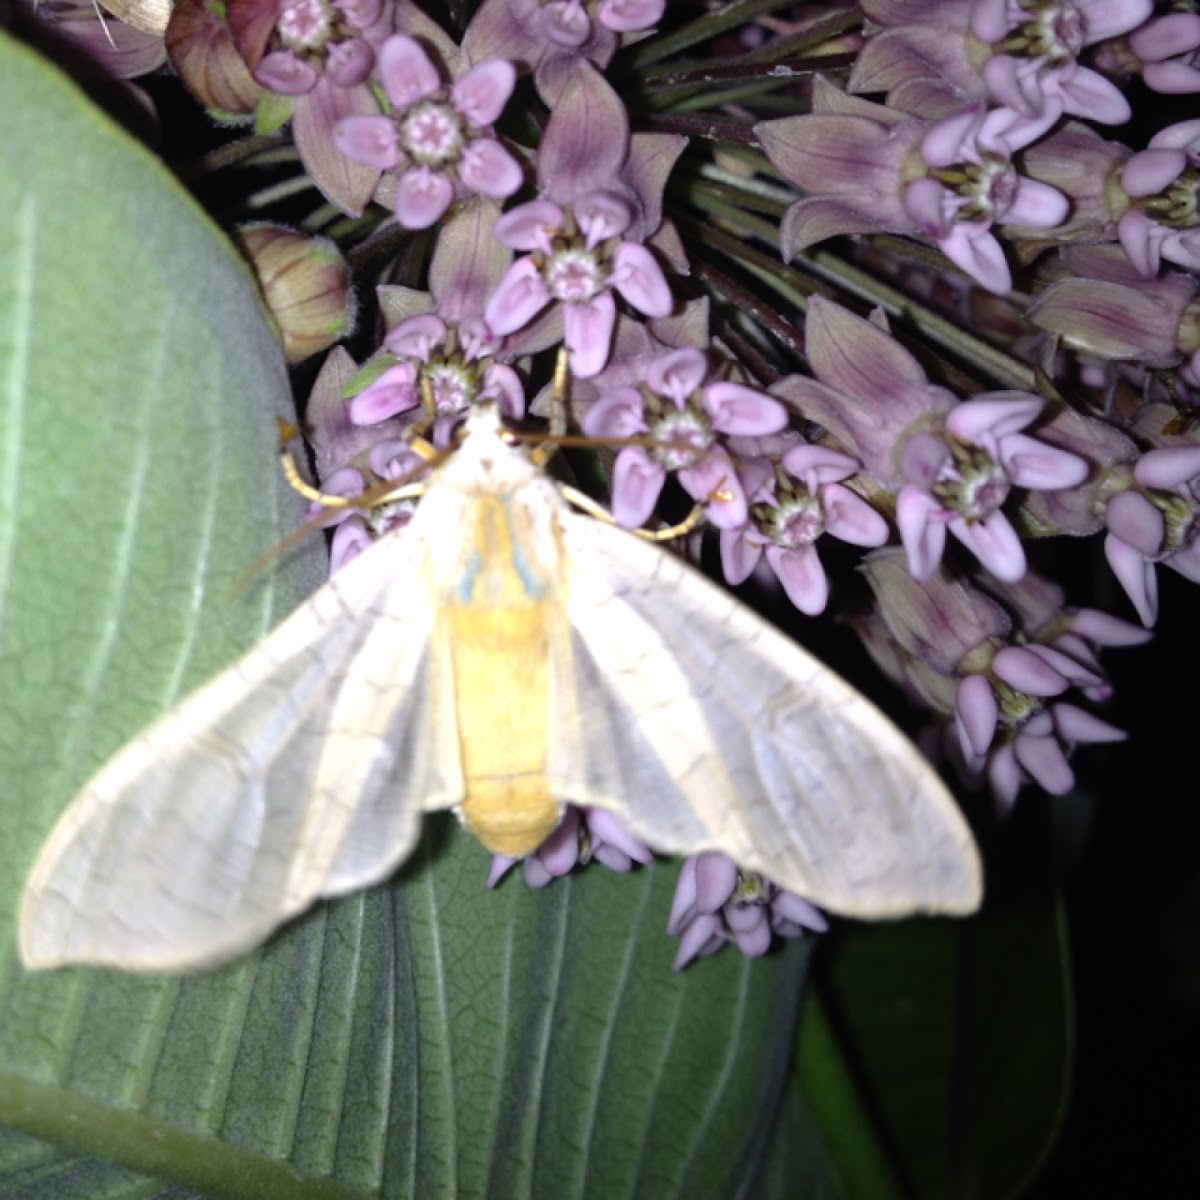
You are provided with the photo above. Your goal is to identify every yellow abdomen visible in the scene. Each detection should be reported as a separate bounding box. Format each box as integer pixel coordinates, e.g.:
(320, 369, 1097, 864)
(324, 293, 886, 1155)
(445, 491, 566, 856)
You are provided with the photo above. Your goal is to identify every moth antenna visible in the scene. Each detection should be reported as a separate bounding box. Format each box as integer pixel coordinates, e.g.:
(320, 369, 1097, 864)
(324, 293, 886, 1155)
(560, 486, 706, 543)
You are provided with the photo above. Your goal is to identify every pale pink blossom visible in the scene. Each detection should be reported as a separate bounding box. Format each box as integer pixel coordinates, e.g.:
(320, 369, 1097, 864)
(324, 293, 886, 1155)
(720, 446, 888, 616)
(335, 35, 521, 228)
(582, 349, 788, 529)
(667, 853, 825, 971)
(897, 394, 1089, 581)
(1104, 444, 1200, 625)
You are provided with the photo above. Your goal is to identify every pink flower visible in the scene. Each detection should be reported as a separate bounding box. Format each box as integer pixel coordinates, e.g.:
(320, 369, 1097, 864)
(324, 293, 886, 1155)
(485, 806, 654, 889)
(462, 0, 663, 102)
(346, 313, 525, 445)
(720, 446, 888, 616)
(666, 853, 826, 971)
(904, 103, 1068, 293)
(1104, 444, 1200, 625)
(972, 0, 1153, 125)
(228, 0, 393, 214)
(484, 193, 673, 377)
(335, 35, 522, 228)
(1118, 120, 1200, 276)
(582, 348, 788, 529)
(954, 645, 1125, 810)
(896, 394, 1089, 582)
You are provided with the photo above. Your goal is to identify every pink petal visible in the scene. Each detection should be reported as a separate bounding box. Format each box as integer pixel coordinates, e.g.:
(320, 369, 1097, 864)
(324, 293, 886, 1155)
(693, 852, 739, 913)
(646, 348, 708, 405)
(1081, 0, 1154, 42)
(781, 444, 859, 483)
(905, 176, 953, 238)
(1105, 490, 1165, 556)
(766, 543, 829, 615)
(900, 431, 951, 487)
(1130, 14, 1200, 62)
(1103, 532, 1158, 626)
(1055, 65, 1132, 124)
(378, 35, 441, 108)
(492, 200, 564, 253)
(544, 0, 591, 47)
(671, 914, 725, 971)
(703, 383, 788, 436)
(334, 115, 398, 170)
(921, 105, 985, 168)
(585, 807, 654, 864)
(1121, 147, 1187, 198)
(330, 520, 373, 573)
(326, 38, 374, 88)
(971, 0, 1011, 43)
(597, 0, 664, 33)
(950, 511, 1026, 581)
(730, 910, 773, 957)
(523, 857, 553, 887)
(1003, 178, 1069, 228)
(947, 393, 1042, 443)
(992, 645, 1069, 696)
(666, 856, 699, 935)
(459, 138, 524, 199)
(612, 447, 666, 528)
(333, 0, 380, 28)
(1067, 608, 1152, 647)
(485, 855, 517, 889)
(897, 485, 948, 580)
(610, 243, 673, 318)
(1023, 643, 1103, 690)
(1166, 539, 1200, 583)
(771, 892, 827, 933)
(1051, 704, 1125, 744)
(256, 50, 319, 95)
(537, 808, 582, 876)
(1144, 61, 1200, 94)
(452, 59, 516, 127)
(987, 742, 1022, 813)
(1014, 732, 1074, 795)
(720, 530, 763, 586)
(484, 258, 551, 337)
(998, 433, 1089, 490)
(481, 363, 526, 419)
(564, 291, 616, 378)
(956, 674, 999, 758)
(384, 313, 446, 360)
(937, 223, 1013, 295)
(394, 166, 454, 229)
(822, 484, 889, 547)
(680, 448, 749, 528)
(575, 191, 634, 247)
(1134, 445, 1200, 490)
(1117, 210, 1163, 276)
(347, 363, 420, 424)
(581, 387, 647, 439)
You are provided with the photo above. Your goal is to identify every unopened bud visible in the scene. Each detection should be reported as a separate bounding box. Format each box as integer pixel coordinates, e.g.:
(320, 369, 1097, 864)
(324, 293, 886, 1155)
(235, 224, 355, 364)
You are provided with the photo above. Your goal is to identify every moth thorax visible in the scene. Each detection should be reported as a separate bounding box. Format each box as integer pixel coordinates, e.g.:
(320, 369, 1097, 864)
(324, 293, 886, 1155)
(459, 784, 564, 858)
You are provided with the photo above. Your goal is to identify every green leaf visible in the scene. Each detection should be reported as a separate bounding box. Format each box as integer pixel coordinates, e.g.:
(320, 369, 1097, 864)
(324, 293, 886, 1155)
(0, 32, 823, 1199)
(800, 805, 1073, 1200)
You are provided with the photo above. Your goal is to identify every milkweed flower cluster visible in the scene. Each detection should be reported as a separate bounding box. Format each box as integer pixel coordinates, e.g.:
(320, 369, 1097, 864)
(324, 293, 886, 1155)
(57, 0, 1200, 966)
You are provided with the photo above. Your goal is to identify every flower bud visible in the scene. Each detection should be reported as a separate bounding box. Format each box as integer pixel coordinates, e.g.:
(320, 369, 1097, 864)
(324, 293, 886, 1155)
(234, 224, 355, 364)
(167, 0, 263, 118)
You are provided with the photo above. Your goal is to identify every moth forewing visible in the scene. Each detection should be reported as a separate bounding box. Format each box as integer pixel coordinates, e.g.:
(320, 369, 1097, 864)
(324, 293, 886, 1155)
(558, 512, 983, 918)
(18, 521, 443, 972)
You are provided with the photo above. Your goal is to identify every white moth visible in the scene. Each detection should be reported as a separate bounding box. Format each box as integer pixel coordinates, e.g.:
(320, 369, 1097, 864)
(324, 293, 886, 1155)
(19, 405, 982, 973)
